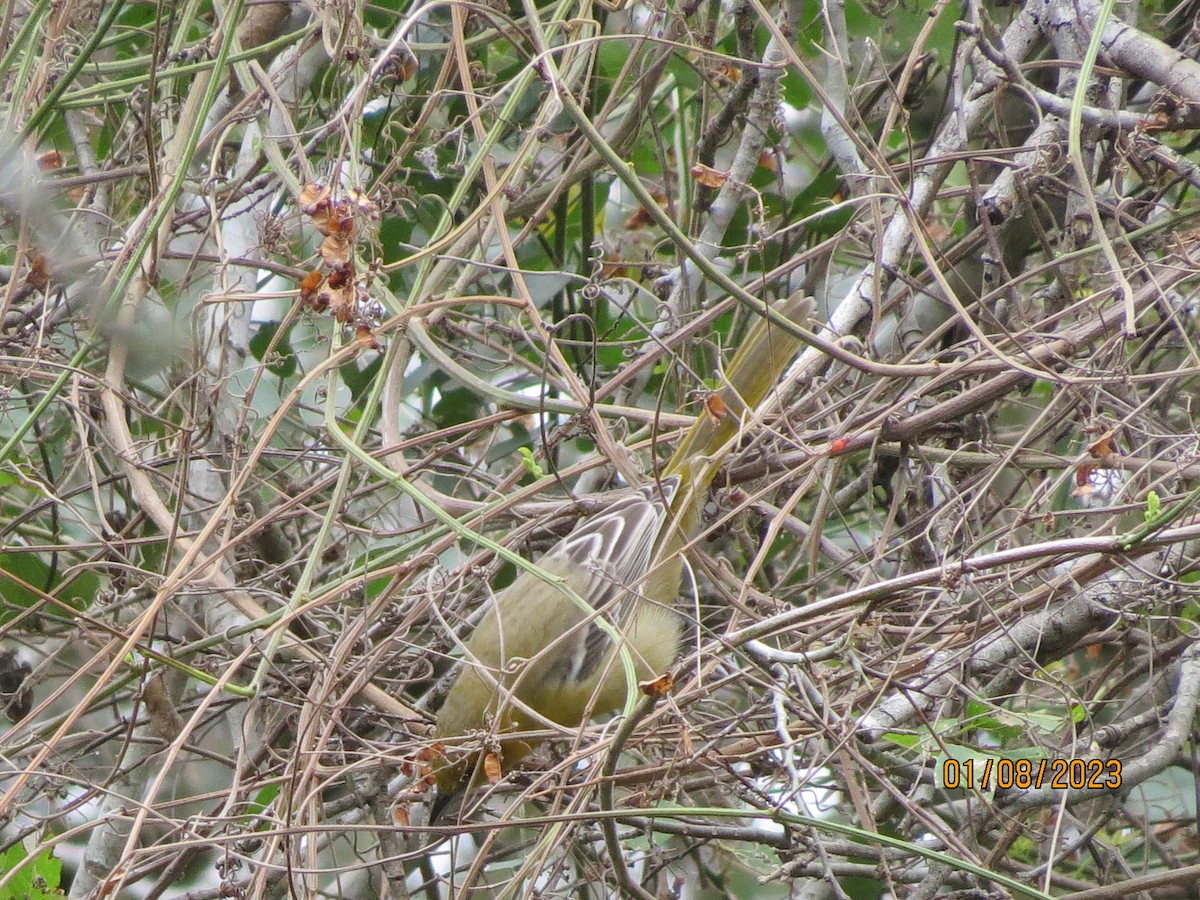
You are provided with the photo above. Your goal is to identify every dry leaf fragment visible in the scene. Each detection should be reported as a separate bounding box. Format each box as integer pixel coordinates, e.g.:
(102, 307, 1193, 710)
(703, 393, 727, 423)
(326, 260, 354, 289)
(483, 750, 503, 785)
(320, 233, 352, 265)
(346, 188, 380, 221)
(1087, 431, 1118, 457)
(299, 181, 331, 215)
(26, 254, 49, 290)
(324, 284, 352, 321)
(599, 257, 629, 280)
(691, 164, 729, 188)
(299, 269, 324, 309)
(624, 187, 669, 230)
(716, 63, 741, 84)
(142, 672, 184, 743)
(355, 323, 380, 349)
(418, 743, 446, 785)
(36, 149, 63, 171)
(640, 671, 674, 698)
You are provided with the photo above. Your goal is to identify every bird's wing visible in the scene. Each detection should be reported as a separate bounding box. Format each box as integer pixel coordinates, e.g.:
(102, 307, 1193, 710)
(540, 479, 678, 686)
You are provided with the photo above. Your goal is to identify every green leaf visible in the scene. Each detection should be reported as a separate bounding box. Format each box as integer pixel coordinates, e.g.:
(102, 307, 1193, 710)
(340, 354, 383, 404)
(1145, 489, 1161, 523)
(0, 844, 64, 899)
(880, 731, 920, 749)
(244, 784, 281, 822)
(0, 553, 52, 623)
(249, 321, 298, 379)
(517, 447, 545, 479)
(0, 845, 33, 898)
(428, 385, 483, 429)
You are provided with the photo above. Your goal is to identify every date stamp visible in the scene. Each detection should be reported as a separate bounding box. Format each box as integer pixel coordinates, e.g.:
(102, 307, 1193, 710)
(942, 757, 1122, 791)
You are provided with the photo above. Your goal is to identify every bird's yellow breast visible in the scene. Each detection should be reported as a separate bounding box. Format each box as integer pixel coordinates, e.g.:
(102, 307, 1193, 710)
(431, 554, 681, 796)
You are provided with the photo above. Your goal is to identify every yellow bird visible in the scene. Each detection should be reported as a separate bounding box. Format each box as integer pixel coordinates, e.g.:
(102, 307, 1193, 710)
(430, 294, 813, 803)
(431, 478, 683, 799)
